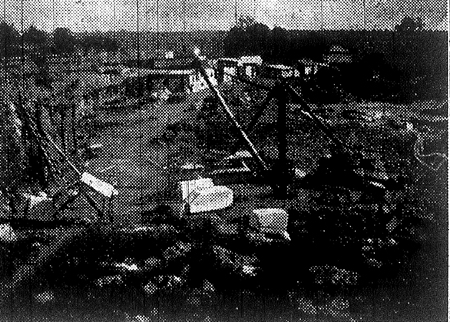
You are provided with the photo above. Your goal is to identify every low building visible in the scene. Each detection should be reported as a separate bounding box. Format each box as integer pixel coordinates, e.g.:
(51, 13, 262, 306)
(239, 55, 263, 79)
(296, 58, 328, 78)
(262, 64, 301, 79)
(216, 56, 263, 83)
(124, 67, 217, 95)
(99, 64, 126, 86)
(323, 45, 353, 65)
(216, 58, 240, 84)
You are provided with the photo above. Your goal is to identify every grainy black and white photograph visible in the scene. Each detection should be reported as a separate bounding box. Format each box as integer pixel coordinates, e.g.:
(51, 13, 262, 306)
(0, 0, 447, 321)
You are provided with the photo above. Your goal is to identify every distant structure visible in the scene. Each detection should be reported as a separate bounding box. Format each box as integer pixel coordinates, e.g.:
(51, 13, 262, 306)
(262, 64, 301, 79)
(216, 58, 240, 83)
(323, 45, 353, 65)
(139, 67, 216, 94)
(216, 55, 263, 83)
(296, 58, 328, 78)
(239, 55, 263, 78)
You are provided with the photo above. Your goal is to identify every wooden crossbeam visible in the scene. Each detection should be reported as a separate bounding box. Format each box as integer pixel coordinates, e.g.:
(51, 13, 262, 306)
(193, 52, 270, 177)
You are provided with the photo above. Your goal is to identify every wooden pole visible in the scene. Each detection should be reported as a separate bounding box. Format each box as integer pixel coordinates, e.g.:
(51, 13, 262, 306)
(16, 104, 105, 219)
(286, 84, 349, 153)
(193, 53, 269, 176)
(71, 103, 77, 157)
(276, 84, 288, 198)
(60, 107, 66, 154)
(229, 86, 276, 154)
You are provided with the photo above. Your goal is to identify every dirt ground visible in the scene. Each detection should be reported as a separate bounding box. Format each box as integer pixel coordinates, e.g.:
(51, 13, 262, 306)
(0, 92, 447, 321)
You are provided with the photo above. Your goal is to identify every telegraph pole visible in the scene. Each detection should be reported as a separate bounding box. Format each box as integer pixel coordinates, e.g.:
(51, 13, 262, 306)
(235, 0, 238, 26)
(3, 0, 6, 87)
(183, 0, 186, 54)
(320, 0, 323, 30)
(20, 0, 24, 93)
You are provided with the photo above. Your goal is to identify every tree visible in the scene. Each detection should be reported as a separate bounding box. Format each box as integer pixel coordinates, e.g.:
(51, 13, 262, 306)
(23, 25, 48, 65)
(23, 25, 47, 49)
(395, 17, 424, 32)
(52, 27, 76, 55)
(78, 32, 119, 55)
(223, 15, 271, 57)
(0, 22, 20, 58)
(237, 15, 257, 30)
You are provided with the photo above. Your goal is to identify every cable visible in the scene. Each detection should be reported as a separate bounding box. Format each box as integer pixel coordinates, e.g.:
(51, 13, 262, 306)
(20, 0, 24, 95)
(235, 0, 238, 26)
(413, 128, 448, 171)
(156, 0, 159, 53)
(3, 0, 7, 89)
(136, 0, 144, 211)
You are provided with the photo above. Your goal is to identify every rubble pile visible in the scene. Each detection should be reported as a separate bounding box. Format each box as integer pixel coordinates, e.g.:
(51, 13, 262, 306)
(0, 88, 444, 320)
(0, 177, 423, 315)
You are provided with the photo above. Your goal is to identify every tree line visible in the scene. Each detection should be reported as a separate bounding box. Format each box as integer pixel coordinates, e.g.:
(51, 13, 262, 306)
(223, 16, 447, 103)
(0, 22, 119, 62)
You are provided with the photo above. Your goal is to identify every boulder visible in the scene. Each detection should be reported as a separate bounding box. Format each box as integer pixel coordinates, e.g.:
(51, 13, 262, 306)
(23, 192, 56, 221)
(34, 291, 55, 304)
(249, 208, 289, 238)
(240, 265, 258, 277)
(212, 245, 235, 269)
(163, 275, 184, 290)
(0, 193, 12, 219)
(143, 257, 163, 273)
(246, 231, 273, 246)
(309, 265, 359, 286)
(95, 275, 123, 287)
(143, 281, 158, 295)
(202, 279, 215, 293)
(141, 204, 184, 228)
(186, 288, 202, 306)
(0, 224, 17, 243)
(162, 241, 192, 263)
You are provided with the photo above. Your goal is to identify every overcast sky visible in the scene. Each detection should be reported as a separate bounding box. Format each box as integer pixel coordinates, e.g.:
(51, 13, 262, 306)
(1, 0, 447, 33)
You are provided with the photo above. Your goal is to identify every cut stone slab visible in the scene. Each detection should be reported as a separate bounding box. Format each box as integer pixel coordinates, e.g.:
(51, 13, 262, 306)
(81, 172, 118, 198)
(249, 208, 289, 234)
(179, 178, 233, 213)
(180, 178, 214, 200)
(0, 224, 17, 243)
(23, 193, 56, 222)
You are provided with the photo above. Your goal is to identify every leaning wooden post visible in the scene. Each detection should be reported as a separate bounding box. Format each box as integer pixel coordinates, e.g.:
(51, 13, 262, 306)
(286, 84, 348, 154)
(71, 102, 77, 157)
(229, 90, 276, 155)
(192, 51, 270, 177)
(60, 106, 66, 155)
(21, 111, 107, 220)
(275, 83, 289, 198)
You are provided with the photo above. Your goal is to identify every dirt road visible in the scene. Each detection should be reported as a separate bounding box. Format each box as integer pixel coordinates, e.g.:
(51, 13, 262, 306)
(85, 91, 208, 224)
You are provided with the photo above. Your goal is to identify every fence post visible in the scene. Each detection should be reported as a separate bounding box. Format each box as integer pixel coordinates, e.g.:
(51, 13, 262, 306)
(275, 83, 289, 198)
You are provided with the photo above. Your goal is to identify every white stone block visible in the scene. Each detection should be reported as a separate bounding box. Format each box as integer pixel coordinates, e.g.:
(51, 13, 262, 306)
(0, 224, 16, 243)
(250, 208, 289, 234)
(179, 178, 233, 214)
(180, 178, 214, 201)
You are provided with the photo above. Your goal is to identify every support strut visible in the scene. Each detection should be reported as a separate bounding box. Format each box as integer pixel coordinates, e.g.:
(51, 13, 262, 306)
(275, 83, 289, 198)
(193, 53, 270, 177)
